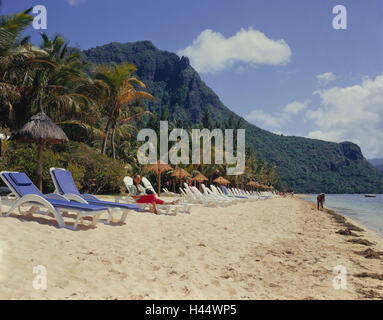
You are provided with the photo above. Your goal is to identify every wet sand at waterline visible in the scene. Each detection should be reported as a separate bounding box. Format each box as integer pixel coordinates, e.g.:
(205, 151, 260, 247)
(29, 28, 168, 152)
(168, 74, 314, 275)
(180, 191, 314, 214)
(0, 196, 382, 299)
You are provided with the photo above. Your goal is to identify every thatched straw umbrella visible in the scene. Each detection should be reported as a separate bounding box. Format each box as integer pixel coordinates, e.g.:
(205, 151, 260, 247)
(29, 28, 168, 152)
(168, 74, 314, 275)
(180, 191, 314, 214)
(192, 173, 208, 191)
(144, 160, 173, 195)
(213, 176, 230, 186)
(11, 112, 68, 191)
(253, 182, 262, 190)
(246, 181, 257, 190)
(171, 168, 190, 192)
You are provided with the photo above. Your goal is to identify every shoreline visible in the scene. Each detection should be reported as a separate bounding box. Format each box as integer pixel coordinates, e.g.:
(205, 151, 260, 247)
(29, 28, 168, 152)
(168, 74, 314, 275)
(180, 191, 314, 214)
(0, 196, 383, 299)
(295, 196, 383, 298)
(296, 194, 383, 239)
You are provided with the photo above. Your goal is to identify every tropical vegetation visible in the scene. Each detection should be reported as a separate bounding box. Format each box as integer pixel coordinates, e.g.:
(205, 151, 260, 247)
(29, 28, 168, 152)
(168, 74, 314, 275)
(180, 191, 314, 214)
(0, 6, 281, 194)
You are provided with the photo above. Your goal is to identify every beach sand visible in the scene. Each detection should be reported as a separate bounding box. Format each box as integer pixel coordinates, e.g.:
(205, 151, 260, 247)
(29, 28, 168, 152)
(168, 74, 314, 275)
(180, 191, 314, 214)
(0, 196, 382, 300)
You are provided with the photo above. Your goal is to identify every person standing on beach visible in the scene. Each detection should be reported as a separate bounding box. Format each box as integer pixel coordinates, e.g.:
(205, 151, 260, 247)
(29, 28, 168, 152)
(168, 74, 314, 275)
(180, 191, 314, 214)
(317, 193, 325, 210)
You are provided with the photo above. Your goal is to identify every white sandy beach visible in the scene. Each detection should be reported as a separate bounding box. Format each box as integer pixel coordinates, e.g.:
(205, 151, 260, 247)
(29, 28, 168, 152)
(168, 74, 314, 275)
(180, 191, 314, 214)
(0, 196, 382, 300)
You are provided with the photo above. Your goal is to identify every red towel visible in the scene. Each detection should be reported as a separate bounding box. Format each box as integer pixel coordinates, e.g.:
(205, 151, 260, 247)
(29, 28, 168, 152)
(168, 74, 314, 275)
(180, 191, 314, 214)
(136, 194, 164, 205)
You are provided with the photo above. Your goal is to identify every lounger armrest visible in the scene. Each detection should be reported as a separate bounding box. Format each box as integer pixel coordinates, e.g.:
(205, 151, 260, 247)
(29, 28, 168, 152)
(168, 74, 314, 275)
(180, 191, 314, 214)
(45, 193, 68, 201)
(63, 193, 89, 204)
(82, 194, 99, 201)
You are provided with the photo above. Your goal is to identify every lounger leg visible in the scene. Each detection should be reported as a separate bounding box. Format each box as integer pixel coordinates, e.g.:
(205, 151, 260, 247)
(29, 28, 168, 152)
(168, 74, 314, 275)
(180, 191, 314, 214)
(106, 208, 113, 224)
(92, 213, 101, 227)
(179, 204, 186, 214)
(5, 201, 28, 217)
(183, 204, 192, 214)
(54, 209, 66, 228)
(74, 214, 82, 230)
(119, 210, 128, 223)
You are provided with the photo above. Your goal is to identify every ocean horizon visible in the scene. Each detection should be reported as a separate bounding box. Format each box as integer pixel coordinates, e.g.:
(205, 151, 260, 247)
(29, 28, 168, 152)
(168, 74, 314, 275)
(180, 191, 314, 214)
(303, 194, 383, 237)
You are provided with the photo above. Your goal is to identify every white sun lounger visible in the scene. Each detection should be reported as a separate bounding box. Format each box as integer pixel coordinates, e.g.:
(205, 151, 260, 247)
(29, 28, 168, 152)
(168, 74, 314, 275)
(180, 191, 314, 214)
(209, 185, 239, 204)
(123, 176, 192, 214)
(182, 183, 216, 207)
(201, 184, 235, 205)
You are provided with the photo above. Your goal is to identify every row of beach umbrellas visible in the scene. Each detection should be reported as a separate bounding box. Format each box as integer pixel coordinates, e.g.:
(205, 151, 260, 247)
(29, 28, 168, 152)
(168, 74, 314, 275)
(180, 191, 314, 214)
(143, 160, 273, 194)
(144, 160, 237, 194)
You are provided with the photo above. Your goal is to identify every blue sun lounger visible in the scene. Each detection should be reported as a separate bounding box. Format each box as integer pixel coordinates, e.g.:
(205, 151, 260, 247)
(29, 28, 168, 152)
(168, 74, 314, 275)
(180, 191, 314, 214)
(0, 171, 109, 230)
(50, 168, 143, 223)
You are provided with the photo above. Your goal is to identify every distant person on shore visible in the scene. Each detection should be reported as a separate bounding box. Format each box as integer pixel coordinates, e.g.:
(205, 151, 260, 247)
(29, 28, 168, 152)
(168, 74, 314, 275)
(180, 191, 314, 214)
(131, 174, 178, 215)
(317, 193, 325, 210)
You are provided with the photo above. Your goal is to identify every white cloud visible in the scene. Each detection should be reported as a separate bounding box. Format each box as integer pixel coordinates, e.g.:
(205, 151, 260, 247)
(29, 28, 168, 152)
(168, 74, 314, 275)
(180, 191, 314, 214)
(316, 72, 336, 87)
(283, 100, 309, 114)
(307, 74, 383, 158)
(67, 0, 86, 6)
(246, 110, 285, 127)
(178, 27, 291, 74)
(246, 100, 309, 129)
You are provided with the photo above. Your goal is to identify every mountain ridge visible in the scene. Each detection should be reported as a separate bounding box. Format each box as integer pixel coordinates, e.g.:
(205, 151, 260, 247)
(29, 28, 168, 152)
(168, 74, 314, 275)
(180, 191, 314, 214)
(81, 41, 383, 193)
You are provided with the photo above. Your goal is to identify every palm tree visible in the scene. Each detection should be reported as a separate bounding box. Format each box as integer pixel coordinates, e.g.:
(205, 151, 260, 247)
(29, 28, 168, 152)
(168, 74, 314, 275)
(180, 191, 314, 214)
(0, 7, 35, 126)
(1, 25, 103, 129)
(93, 62, 154, 157)
(22, 33, 103, 122)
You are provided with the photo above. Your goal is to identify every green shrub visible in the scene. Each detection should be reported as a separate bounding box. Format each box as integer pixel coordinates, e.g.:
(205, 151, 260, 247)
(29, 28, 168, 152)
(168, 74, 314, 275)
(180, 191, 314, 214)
(0, 141, 126, 194)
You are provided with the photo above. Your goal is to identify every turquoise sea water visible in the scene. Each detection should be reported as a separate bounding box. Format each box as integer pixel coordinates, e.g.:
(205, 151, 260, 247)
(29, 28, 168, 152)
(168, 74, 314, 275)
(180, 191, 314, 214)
(303, 194, 383, 237)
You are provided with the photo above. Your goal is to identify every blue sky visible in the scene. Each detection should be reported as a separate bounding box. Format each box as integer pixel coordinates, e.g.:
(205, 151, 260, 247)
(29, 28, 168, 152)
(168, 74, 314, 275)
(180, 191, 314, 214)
(2, 0, 383, 158)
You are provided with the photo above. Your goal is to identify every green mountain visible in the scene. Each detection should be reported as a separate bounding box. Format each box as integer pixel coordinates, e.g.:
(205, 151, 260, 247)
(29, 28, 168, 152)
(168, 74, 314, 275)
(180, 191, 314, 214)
(82, 41, 383, 193)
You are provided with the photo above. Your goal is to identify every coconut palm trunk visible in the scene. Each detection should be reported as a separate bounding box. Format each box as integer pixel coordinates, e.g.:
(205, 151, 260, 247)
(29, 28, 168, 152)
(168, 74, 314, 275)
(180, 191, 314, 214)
(101, 119, 111, 154)
(37, 142, 43, 191)
(111, 123, 116, 159)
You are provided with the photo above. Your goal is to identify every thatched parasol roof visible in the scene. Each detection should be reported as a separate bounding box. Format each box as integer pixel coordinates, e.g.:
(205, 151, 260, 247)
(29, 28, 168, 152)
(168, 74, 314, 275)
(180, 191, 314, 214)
(171, 168, 190, 180)
(144, 160, 173, 174)
(144, 160, 173, 195)
(11, 112, 68, 144)
(213, 176, 231, 185)
(192, 173, 208, 183)
(10, 112, 68, 191)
